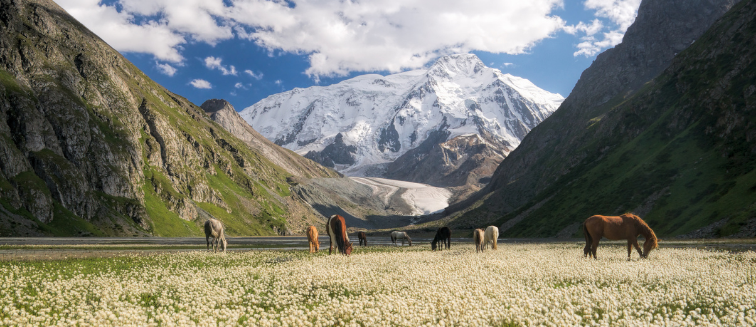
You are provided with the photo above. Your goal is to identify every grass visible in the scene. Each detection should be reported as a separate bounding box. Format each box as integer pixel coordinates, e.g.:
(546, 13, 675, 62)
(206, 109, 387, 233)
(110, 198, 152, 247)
(142, 181, 202, 237)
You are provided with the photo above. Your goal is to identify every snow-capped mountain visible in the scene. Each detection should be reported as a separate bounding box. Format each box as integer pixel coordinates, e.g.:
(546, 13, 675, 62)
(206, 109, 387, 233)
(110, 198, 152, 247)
(239, 54, 563, 185)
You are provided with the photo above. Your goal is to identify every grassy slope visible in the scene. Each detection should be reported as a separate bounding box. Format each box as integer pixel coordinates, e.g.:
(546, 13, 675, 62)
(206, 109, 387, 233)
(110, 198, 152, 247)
(0, 0, 318, 236)
(483, 0, 756, 237)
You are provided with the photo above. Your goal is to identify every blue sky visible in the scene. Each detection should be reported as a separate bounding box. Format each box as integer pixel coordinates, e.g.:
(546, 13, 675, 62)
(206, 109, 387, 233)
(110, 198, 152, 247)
(58, 0, 642, 111)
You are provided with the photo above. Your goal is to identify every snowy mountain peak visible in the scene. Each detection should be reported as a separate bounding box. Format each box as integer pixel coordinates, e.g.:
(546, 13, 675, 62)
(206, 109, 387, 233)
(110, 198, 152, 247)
(239, 54, 564, 180)
(427, 54, 486, 78)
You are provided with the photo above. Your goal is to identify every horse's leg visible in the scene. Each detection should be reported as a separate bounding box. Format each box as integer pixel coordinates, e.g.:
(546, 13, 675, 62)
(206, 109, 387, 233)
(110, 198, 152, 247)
(329, 237, 333, 255)
(206, 236, 210, 251)
(631, 238, 643, 258)
(591, 238, 600, 259)
(626, 240, 632, 261)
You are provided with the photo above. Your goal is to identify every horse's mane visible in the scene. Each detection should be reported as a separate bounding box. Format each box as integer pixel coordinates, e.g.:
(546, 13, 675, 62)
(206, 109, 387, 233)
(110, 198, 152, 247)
(623, 213, 658, 249)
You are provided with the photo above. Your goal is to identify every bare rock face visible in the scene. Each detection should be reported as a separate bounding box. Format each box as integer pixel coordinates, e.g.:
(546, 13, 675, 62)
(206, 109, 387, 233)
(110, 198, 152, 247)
(0, 0, 329, 236)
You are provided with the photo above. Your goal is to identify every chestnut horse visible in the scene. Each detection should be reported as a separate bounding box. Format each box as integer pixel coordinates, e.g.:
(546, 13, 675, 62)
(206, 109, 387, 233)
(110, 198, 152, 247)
(327, 215, 353, 255)
(357, 231, 367, 246)
(473, 229, 485, 253)
(583, 213, 658, 260)
(204, 219, 227, 253)
(431, 227, 451, 251)
(306, 226, 319, 253)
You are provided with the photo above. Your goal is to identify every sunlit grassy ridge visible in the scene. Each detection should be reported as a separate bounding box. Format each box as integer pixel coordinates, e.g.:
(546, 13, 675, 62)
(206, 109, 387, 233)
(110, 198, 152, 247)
(1, 244, 755, 326)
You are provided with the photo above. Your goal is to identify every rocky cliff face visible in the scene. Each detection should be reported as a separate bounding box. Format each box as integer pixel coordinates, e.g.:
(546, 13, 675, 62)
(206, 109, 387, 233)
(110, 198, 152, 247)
(445, 0, 753, 237)
(200, 99, 340, 179)
(0, 0, 325, 236)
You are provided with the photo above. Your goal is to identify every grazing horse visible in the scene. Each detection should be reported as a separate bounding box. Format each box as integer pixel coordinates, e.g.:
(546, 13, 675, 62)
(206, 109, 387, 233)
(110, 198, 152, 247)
(473, 229, 485, 252)
(431, 227, 451, 251)
(483, 226, 499, 250)
(306, 226, 319, 253)
(357, 231, 367, 246)
(390, 231, 412, 246)
(327, 215, 353, 255)
(204, 219, 227, 253)
(583, 213, 658, 260)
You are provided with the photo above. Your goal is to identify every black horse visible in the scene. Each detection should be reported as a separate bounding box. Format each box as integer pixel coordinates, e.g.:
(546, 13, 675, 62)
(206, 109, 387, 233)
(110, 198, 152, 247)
(431, 227, 451, 251)
(357, 231, 367, 246)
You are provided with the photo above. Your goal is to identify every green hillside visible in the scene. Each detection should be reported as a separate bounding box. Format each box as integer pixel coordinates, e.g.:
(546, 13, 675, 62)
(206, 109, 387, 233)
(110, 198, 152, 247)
(453, 0, 756, 237)
(0, 0, 325, 236)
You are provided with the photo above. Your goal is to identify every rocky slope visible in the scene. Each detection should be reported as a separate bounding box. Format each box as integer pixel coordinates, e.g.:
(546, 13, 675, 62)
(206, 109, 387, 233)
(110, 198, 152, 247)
(200, 99, 340, 180)
(0, 0, 329, 236)
(239, 54, 563, 192)
(445, 0, 752, 237)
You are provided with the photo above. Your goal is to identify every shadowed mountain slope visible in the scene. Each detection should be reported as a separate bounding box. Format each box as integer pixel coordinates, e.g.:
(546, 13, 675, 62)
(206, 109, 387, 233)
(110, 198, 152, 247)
(445, 0, 753, 237)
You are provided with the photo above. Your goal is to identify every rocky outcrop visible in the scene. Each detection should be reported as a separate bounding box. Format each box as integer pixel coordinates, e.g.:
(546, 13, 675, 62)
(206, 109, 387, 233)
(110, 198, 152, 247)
(200, 99, 340, 179)
(0, 0, 328, 236)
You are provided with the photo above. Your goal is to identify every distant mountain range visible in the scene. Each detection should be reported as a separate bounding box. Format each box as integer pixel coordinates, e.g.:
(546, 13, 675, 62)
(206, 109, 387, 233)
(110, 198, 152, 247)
(240, 54, 563, 193)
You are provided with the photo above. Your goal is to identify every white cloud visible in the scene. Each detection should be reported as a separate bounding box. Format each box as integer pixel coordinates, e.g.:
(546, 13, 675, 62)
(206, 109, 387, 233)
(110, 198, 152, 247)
(274, 80, 282, 85)
(234, 82, 246, 89)
(563, 19, 603, 36)
(568, 0, 641, 57)
(204, 56, 237, 75)
(56, 0, 185, 62)
(156, 62, 177, 76)
(502, 63, 514, 67)
(229, 0, 566, 77)
(189, 79, 212, 89)
(244, 70, 263, 80)
(59, 0, 567, 77)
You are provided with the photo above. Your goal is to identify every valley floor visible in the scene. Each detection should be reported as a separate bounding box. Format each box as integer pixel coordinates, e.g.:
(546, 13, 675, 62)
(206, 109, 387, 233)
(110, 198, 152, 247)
(1, 243, 755, 326)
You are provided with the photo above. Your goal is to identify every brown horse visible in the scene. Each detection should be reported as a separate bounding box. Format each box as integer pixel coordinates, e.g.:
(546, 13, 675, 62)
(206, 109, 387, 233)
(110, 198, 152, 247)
(306, 226, 319, 253)
(357, 231, 367, 246)
(583, 213, 658, 260)
(327, 215, 353, 256)
(473, 229, 485, 253)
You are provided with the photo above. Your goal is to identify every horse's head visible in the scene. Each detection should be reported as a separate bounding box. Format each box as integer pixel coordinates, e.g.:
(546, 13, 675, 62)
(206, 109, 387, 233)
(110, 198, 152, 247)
(642, 238, 658, 258)
(431, 239, 437, 250)
(345, 242, 353, 256)
(407, 236, 412, 247)
(221, 237, 227, 253)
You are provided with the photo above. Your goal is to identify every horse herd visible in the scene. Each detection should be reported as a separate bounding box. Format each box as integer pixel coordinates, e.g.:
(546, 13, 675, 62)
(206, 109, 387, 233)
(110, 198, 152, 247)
(205, 213, 659, 260)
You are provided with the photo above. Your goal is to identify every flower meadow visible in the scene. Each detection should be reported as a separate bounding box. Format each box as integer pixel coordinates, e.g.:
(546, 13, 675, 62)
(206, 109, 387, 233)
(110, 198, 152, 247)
(1, 244, 755, 326)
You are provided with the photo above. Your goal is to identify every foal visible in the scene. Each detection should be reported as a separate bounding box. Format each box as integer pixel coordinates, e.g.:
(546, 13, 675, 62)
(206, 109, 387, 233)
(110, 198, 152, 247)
(431, 227, 451, 251)
(357, 231, 367, 246)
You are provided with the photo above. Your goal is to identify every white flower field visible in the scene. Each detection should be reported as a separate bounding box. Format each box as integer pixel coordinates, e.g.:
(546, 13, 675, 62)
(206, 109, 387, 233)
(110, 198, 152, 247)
(1, 243, 755, 326)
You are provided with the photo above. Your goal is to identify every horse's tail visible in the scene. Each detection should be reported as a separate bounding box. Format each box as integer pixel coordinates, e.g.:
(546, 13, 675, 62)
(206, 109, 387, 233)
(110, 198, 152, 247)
(583, 222, 592, 248)
(332, 218, 346, 254)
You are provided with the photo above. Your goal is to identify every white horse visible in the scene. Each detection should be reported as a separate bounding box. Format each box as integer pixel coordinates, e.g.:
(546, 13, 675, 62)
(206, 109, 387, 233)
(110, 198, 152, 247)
(204, 219, 227, 253)
(483, 226, 499, 250)
(390, 231, 412, 246)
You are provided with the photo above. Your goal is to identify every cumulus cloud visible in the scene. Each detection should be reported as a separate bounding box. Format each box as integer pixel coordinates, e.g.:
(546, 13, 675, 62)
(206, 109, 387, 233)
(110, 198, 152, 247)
(56, 0, 185, 62)
(59, 0, 566, 77)
(567, 0, 642, 57)
(244, 70, 263, 80)
(205, 56, 237, 75)
(234, 82, 247, 89)
(229, 0, 566, 77)
(189, 79, 212, 89)
(156, 62, 177, 76)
